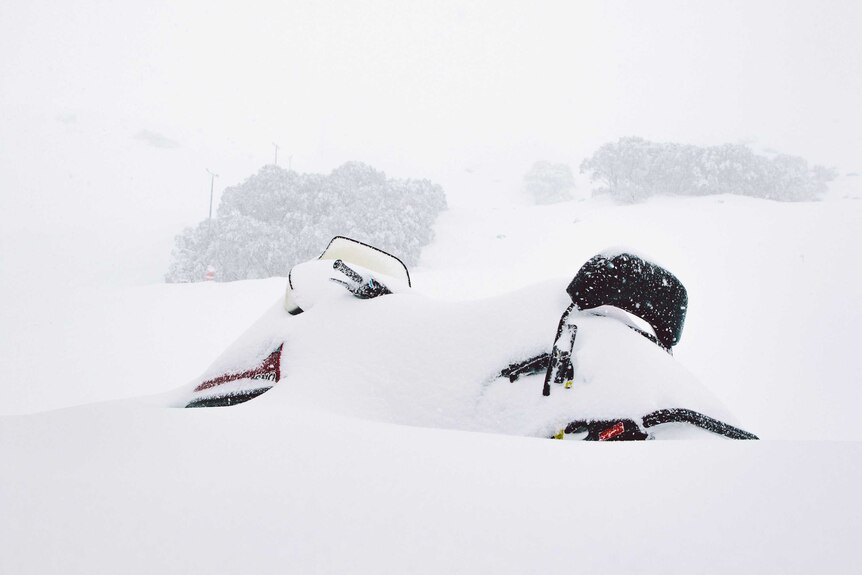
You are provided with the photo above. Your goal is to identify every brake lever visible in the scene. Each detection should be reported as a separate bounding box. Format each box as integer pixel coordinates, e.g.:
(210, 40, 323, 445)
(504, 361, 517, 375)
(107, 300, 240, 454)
(330, 260, 392, 300)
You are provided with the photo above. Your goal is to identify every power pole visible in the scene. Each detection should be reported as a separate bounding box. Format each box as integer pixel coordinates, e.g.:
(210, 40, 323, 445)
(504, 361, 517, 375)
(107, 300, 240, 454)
(205, 168, 218, 221)
(273, 142, 280, 166)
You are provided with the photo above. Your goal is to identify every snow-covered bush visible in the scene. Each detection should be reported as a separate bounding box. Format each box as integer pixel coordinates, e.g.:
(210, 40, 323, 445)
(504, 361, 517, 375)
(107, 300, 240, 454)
(166, 163, 447, 282)
(523, 161, 575, 204)
(580, 137, 836, 203)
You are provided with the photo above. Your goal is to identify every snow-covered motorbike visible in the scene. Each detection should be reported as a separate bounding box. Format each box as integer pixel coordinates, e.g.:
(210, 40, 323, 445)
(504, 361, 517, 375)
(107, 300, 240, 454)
(180, 237, 757, 441)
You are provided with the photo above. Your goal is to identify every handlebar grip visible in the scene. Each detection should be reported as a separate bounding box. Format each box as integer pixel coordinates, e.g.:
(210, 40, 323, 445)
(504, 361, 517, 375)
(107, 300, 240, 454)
(333, 259, 365, 284)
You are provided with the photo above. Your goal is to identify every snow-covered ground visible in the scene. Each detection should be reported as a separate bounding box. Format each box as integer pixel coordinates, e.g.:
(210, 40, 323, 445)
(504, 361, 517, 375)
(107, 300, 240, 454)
(2, 192, 862, 573)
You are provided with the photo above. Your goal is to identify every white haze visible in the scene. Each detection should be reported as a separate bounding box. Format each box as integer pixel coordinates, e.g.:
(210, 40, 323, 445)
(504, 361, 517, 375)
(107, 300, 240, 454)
(2, 5, 862, 569)
(1, 0, 861, 288)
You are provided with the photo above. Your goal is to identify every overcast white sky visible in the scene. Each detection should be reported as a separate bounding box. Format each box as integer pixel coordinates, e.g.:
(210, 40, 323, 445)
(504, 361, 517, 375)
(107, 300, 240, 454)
(1, 0, 860, 282)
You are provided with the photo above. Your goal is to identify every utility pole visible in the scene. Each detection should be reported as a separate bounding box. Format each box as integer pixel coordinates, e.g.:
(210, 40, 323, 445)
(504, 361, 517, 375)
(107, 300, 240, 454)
(205, 168, 218, 221)
(273, 142, 280, 166)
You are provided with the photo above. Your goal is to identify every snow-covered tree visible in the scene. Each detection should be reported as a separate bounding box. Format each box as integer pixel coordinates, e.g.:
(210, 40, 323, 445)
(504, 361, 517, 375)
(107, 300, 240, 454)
(523, 161, 575, 204)
(580, 138, 836, 203)
(166, 163, 447, 283)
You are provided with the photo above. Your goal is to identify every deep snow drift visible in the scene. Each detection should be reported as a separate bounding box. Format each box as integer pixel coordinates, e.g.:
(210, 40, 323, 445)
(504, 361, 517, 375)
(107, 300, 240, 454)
(176, 269, 736, 438)
(2, 193, 862, 574)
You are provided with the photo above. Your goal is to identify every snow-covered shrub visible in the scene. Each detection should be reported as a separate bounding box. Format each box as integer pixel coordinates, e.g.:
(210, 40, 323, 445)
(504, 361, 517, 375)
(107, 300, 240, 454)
(523, 161, 575, 204)
(166, 163, 447, 282)
(580, 137, 836, 203)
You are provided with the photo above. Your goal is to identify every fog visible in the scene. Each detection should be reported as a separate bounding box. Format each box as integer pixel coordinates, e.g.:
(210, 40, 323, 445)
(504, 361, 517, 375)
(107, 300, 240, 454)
(1, 0, 860, 285)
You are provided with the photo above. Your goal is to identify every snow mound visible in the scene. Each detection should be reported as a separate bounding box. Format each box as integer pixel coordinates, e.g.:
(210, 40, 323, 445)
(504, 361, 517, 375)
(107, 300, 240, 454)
(171, 274, 738, 439)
